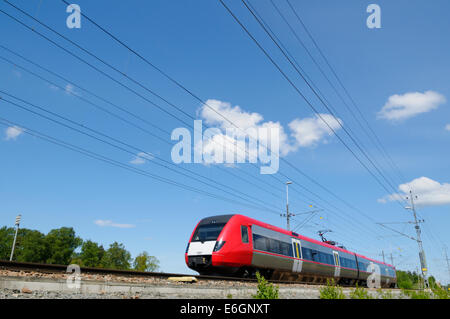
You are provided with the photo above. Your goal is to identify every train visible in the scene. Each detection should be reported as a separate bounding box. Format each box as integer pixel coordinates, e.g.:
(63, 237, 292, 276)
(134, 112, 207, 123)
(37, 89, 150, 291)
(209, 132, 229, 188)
(185, 214, 397, 288)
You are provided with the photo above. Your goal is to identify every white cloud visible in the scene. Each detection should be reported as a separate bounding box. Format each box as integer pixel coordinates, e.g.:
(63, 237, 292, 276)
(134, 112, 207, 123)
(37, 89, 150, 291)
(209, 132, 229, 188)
(378, 90, 445, 121)
(378, 177, 450, 207)
(445, 124, 450, 131)
(49, 84, 59, 91)
(197, 99, 342, 162)
(130, 152, 153, 165)
(65, 83, 76, 95)
(288, 114, 343, 147)
(198, 99, 296, 160)
(4, 126, 24, 141)
(94, 220, 135, 228)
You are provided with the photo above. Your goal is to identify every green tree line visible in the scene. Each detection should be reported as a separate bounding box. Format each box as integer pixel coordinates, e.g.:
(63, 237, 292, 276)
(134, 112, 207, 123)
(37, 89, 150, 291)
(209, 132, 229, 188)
(396, 269, 445, 290)
(0, 226, 160, 271)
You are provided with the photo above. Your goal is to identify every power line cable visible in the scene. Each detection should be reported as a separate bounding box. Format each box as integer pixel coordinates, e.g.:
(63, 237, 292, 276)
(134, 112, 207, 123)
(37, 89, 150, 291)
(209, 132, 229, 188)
(238, 0, 408, 210)
(0, 92, 286, 215)
(49, 0, 396, 236)
(0, 6, 300, 203)
(2, 1, 394, 245)
(0, 47, 283, 200)
(0, 116, 282, 212)
(285, 0, 407, 185)
(217, 0, 408, 246)
(265, 0, 404, 190)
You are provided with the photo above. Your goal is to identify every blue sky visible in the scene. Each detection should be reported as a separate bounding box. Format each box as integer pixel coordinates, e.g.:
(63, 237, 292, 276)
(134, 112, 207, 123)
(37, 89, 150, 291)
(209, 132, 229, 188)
(0, 0, 449, 284)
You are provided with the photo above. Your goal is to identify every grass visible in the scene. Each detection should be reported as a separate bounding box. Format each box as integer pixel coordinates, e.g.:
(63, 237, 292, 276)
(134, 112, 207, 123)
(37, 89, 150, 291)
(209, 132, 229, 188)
(349, 285, 373, 299)
(376, 288, 395, 299)
(319, 279, 346, 299)
(432, 286, 450, 299)
(401, 289, 432, 299)
(252, 272, 279, 299)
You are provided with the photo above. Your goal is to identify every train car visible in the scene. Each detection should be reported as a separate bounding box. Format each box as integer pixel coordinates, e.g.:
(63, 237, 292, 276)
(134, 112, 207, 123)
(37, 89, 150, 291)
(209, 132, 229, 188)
(185, 214, 396, 288)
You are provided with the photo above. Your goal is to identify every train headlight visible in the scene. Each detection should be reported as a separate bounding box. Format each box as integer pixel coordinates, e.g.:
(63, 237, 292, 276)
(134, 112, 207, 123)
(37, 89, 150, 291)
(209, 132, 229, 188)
(213, 241, 226, 252)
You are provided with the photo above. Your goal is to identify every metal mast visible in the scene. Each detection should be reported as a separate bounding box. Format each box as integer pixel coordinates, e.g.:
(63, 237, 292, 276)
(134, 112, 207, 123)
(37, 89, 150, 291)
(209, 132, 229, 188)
(406, 190, 429, 288)
(444, 246, 450, 284)
(9, 214, 21, 261)
(281, 181, 294, 230)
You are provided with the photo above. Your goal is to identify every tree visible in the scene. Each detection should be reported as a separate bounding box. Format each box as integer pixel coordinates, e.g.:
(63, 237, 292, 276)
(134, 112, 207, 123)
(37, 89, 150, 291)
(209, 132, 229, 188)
(396, 270, 414, 289)
(101, 242, 131, 270)
(15, 229, 48, 263)
(0, 226, 15, 260)
(0, 227, 49, 262)
(77, 240, 105, 267)
(45, 227, 82, 265)
(428, 275, 437, 289)
(133, 251, 160, 272)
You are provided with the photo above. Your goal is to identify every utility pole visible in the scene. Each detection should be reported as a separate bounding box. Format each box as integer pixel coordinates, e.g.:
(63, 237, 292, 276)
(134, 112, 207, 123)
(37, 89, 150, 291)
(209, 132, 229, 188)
(444, 246, 450, 283)
(406, 191, 429, 289)
(281, 181, 294, 231)
(390, 253, 394, 266)
(9, 214, 21, 261)
(381, 250, 385, 263)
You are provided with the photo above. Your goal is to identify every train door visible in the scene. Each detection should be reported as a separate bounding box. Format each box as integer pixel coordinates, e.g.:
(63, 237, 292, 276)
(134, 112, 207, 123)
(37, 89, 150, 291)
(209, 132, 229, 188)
(333, 251, 341, 277)
(291, 239, 303, 272)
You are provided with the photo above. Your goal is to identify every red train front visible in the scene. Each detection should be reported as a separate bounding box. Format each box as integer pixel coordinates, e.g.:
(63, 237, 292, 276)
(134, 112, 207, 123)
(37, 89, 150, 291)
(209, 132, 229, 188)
(185, 214, 252, 276)
(185, 214, 397, 287)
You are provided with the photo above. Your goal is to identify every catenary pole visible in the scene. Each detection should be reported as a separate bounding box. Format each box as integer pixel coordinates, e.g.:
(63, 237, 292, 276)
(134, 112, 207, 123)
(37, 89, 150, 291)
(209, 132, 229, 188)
(9, 214, 21, 261)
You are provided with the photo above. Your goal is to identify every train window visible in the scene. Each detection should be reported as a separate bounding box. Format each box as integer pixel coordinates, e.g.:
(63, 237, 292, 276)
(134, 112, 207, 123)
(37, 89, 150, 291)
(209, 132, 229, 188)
(294, 243, 300, 258)
(253, 233, 267, 251)
(252, 233, 293, 257)
(346, 258, 353, 268)
(311, 250, 318, 262)
(358, 261, 367, 271)
(319, 252, 326, 264)
(281, 242, 292, 257)
(302, 247, 312, 261)
(267, 239, 275, 253)
(241, 226, 249, 243)
(192, 223, 226, 242)
(361, 262, 370, 272)
(328, 254, 334, 265)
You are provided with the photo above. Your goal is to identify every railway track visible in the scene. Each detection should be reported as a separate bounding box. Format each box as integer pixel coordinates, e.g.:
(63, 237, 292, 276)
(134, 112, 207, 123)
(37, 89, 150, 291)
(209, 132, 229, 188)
(0, 260, 396, 288)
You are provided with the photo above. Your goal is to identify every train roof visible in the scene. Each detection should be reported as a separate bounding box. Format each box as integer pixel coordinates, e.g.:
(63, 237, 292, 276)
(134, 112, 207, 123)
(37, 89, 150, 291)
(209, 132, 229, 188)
(198, 214, 235, 226)
(228, 214, 395, 269)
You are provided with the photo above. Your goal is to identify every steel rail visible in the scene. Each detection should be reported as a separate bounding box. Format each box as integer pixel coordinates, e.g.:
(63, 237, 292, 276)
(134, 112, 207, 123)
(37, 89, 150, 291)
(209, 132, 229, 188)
(0, 260, 400, 289)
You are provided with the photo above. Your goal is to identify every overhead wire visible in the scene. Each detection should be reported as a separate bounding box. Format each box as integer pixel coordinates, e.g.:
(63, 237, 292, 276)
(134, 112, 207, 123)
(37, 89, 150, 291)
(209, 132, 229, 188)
(0, 1, 404, 252)
(0, 91, 286, 215)
(46, 1, 394, 240)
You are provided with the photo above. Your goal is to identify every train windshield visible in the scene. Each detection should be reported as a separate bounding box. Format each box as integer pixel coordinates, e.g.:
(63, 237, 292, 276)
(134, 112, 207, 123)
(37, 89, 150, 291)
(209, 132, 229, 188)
(192, 223, 226, 242)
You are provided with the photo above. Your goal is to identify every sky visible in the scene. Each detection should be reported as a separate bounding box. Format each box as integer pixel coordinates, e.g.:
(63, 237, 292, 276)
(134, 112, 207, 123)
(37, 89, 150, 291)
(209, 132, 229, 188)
(0, 0, 449, 284)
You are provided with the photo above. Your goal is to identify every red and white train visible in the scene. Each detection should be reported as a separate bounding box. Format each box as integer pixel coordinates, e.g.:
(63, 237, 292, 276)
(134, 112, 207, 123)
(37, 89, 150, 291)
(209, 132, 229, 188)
(185, 214, 396, 287)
